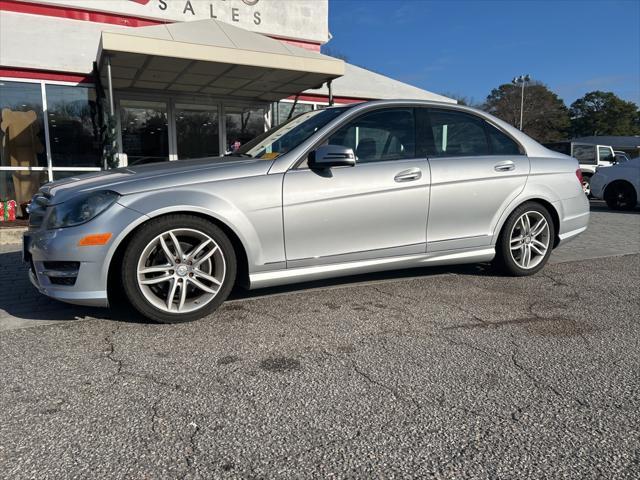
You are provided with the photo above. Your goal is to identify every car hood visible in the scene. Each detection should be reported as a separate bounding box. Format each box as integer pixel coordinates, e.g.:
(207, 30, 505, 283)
(42, 156, 272, 205)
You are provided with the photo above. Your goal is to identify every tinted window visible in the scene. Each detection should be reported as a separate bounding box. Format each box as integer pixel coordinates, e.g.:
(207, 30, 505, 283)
(426, 109, 489, 157)
(486, 123, 521, 155)
(598, 146, 614, 163)
(328, 108, 415, 163)
(46, 84, 101, 167)
(572, 144, 596, 165)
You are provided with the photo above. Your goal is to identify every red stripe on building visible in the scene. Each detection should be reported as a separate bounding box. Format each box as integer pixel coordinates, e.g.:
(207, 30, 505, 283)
(0, 67, 93, 84)
(0, 0, 323, 50)
(0, 0, 168, 27)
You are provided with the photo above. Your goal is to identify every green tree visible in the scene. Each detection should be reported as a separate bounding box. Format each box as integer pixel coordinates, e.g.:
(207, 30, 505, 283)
(569, 91, 640, 137)
(484, 81, 570, 143)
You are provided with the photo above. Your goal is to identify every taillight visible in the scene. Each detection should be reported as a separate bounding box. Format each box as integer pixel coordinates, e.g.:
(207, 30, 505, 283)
(575, 169, 583, 184)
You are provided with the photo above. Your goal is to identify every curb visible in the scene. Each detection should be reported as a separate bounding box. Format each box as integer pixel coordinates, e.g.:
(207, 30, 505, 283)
(0, 227, 26, 245)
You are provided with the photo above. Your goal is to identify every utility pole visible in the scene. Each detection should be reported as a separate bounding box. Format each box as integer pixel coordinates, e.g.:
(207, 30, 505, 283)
(512, 74, 530, 130)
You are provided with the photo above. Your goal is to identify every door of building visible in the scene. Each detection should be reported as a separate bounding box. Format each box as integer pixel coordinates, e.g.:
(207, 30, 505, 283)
(119, 99, 170, 165)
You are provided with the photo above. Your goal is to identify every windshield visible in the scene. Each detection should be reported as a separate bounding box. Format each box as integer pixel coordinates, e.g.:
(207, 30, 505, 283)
(229, 106, 351, 159)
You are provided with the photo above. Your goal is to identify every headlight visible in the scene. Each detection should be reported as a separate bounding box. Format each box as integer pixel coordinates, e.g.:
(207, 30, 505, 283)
(45, 191, 120, 229)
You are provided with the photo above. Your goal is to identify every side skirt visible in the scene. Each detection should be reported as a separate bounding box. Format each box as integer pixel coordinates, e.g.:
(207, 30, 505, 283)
(248, 247, 495, 290)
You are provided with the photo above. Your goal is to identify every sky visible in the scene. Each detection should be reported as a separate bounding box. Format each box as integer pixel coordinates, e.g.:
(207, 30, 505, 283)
(326, 0, 640, 105)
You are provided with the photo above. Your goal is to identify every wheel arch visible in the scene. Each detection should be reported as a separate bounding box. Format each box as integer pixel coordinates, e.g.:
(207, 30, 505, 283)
(492, 197, 561, 249)
(106, 210, 251, 304)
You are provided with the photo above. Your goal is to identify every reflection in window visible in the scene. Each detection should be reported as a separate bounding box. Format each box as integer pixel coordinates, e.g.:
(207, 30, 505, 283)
(573, 144, 597, 165)
(46, 84, 101, 168)
(225, 107, 265, 152)
(486, 124, 521, 155)
(328, 108, 415, 163)
(0, 80, 47, 204)
(274, 101, 314, 126)
(0, 170, 48, 215)
(176, 104, 219, 159)
(120, 100, 169, 165)
(598, 146, 614, 163)
(428, 109, 489, 157)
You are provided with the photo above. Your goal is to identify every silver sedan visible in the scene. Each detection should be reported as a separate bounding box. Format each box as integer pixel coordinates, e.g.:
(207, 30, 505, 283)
(24, 100, 589, 323)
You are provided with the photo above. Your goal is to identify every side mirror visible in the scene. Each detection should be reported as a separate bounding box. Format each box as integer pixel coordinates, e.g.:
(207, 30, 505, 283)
(308, 145, 356, 169)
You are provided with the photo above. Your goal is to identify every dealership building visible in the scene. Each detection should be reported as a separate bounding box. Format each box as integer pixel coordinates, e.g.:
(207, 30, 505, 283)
(0, 0, 453, 206)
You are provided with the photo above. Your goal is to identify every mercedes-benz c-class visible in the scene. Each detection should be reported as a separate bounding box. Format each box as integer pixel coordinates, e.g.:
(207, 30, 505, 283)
(24, 100, 589, 323)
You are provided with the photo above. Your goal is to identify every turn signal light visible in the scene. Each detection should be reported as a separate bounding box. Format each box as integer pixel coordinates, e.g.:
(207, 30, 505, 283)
(78, 233, 112, 247)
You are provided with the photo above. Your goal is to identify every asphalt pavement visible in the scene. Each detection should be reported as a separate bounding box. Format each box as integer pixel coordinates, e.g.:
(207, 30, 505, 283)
(0, 204, 638, 479)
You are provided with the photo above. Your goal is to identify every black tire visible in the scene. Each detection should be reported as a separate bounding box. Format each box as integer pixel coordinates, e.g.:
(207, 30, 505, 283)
(582, 174, 592, 198)
(493, 201, 555, 277)
(121, 214, 237, 323)
(604, 182, 637, 211)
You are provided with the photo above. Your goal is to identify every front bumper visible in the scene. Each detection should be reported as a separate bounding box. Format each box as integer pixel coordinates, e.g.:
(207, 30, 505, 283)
(24, 202, 145, 308)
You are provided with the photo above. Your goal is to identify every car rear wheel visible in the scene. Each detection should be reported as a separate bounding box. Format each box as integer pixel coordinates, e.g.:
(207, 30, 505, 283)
(604, 182, 637, 211)
(494, 202, 555, 276)
(122, 215, 236, 323)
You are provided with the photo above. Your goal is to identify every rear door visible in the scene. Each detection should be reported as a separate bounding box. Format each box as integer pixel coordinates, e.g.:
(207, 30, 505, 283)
(419, 108, 530, 251)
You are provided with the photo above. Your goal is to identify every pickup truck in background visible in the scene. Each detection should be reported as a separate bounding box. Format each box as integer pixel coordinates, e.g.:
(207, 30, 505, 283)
(544, 141, 616, 196)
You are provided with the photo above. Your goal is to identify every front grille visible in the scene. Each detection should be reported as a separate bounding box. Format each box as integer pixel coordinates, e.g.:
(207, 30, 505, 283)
(27, 193, 51, 228)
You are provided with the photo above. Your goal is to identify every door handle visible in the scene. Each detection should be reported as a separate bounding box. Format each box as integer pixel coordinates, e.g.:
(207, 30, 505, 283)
(394, 168, 422, 182)
(494, 161, 515, 172)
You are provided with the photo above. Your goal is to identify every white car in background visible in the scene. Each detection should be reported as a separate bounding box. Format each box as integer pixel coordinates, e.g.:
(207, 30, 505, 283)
(590, 158, 640, 210)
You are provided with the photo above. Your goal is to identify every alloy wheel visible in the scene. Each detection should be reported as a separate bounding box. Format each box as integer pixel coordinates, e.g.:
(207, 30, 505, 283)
(136, 228, 226, 313)
(509, 211, 550, 270)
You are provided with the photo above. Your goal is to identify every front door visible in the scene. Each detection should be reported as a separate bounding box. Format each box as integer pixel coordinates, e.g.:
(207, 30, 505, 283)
(283, 108, 430, 266)
(421, 108, 530, 251)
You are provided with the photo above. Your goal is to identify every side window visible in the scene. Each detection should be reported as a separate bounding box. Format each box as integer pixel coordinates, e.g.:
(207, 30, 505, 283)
(328, 108, 415, 163)
(573, 145, 597, 165)
(485, 123, 522, 155)
(598, 146, 614, 163)
(426, 109, 489, 157)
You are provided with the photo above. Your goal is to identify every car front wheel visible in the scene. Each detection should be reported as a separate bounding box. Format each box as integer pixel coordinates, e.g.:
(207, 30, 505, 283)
(122, 215, 236, 323)
(494, 202, 555, 276)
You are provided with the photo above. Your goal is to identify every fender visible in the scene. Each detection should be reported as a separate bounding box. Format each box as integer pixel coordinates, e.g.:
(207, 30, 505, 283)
(111, 177, 285, 275)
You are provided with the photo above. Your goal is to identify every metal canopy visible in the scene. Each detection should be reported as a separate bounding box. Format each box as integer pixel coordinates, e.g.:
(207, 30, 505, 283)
(96, 18, 344, 102)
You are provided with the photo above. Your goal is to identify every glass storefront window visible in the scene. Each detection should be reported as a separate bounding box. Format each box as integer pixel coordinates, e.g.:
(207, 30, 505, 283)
(0, 170, 48, 212)
(176, 104, 219, 159)
(46, 85, 101, 168)
(0, 80, 48, 203)
(225, 107, 265, 152)
(275, 101, 314, 126)
(120, 100, 169, 165)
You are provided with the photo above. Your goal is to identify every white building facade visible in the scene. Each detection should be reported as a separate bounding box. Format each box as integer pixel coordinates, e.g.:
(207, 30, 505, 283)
(0, 0, 453, 207)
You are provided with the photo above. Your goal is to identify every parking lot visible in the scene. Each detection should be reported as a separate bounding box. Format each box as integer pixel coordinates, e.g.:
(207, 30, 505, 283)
(1, 202, 639, 478)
